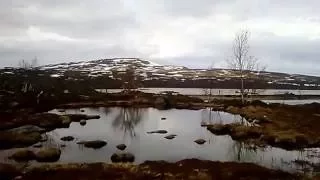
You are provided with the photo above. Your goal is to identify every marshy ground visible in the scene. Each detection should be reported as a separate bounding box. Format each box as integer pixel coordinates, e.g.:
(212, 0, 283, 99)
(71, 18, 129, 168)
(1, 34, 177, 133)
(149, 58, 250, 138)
(1, 91, 320, 179)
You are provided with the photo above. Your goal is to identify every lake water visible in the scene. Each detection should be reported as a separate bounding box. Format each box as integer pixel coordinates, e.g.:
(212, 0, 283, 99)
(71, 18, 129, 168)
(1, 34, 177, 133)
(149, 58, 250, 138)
(104, 88, 320, 96)
(263, 99, 320, 105)
(1, 107, 319, 174)
(36, 108, 320, 173)
(100, 88, 320, 105)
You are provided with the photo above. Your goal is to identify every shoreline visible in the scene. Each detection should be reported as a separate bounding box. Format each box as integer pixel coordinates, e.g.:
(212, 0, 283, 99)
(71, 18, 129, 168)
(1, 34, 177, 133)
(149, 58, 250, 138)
(0, 159, 300, 180)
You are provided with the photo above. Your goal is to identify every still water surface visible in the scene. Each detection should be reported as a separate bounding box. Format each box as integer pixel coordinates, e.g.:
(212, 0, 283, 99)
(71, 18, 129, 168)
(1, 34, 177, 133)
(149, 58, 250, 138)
(41, 107, 320, 173)
(105, 88, 320, 96)
(1, 107, 319, 173)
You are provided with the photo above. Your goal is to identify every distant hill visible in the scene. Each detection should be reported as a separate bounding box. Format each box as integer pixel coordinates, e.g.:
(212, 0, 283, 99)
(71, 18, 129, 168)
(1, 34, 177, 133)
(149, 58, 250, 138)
(1, 58, 320, 90)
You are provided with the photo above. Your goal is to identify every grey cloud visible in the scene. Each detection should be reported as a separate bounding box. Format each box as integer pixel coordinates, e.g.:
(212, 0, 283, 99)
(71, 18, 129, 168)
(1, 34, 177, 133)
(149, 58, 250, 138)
(0, 0, 320, 76)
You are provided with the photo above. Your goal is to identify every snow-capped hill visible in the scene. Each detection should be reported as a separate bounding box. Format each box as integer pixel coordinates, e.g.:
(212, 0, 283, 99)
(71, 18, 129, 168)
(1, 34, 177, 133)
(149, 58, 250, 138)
(40, 58, 187, 78)
(3, 57, 317, 89)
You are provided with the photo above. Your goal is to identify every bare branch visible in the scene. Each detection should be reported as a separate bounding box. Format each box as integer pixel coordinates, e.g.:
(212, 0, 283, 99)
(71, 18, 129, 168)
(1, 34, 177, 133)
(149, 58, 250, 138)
(227, 29, 265, 103)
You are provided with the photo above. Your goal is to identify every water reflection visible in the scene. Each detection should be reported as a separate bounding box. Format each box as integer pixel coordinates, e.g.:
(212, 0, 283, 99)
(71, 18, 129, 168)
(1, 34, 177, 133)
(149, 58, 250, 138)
(201, 108, 244, 125)
(228, 141, 258, 162)
(201, 108, 222, 125)
(2, 107, 317, 174)
(112, 108, 144, 138)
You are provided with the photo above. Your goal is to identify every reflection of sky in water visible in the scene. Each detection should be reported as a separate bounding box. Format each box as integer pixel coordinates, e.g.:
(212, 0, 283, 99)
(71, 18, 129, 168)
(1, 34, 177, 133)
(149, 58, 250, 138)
(1, 107, 320, 174)
(106, 88, 320, 96)
(263, 99, 320, 105)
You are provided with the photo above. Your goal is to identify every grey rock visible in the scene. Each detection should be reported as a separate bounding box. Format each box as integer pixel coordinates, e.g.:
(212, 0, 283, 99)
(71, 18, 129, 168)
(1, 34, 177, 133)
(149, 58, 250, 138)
(79, 120, 86, 126)
(194, 139, 206, 145)
(147, 130, 168, 134)
(164, 134, 177, 140)
(7, 125, 45, 134)
(77, 140, 107, 149)
(111, 153, 135, 163)
(60, 136, 74, 141)
(116, 144, 127, 151)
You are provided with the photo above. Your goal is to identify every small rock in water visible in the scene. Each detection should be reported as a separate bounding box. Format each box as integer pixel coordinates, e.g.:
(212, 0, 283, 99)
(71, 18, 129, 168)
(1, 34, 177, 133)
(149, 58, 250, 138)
(147, 130, 168, 134)
(80, 109, 85, 112)
(77, 140, 107, 149)
(164, 134, 177, 140)
(79, 120, 86, 126)
(111, 153, 135, 163)
(60, 136, 74, 141)
(161, 117, 167, 120)
(194, 139, 206, 145)
(116, 144, 127, 151)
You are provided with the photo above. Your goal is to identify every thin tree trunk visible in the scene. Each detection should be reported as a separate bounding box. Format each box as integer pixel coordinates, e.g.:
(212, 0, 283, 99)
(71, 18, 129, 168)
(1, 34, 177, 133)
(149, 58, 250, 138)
(241, 78, 244, 104)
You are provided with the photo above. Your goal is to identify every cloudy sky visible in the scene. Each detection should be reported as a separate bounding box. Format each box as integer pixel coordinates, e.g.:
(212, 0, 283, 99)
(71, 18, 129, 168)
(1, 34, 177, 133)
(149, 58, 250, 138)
(1, 0, 320, 75)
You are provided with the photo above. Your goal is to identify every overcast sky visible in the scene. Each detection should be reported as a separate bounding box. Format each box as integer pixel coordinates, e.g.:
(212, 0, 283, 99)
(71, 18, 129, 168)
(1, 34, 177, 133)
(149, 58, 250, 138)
(1, 0, 320, 75)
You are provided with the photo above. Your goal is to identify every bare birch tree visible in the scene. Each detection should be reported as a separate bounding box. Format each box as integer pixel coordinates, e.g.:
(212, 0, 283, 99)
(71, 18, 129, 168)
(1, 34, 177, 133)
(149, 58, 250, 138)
(202, 63, 215, 103)
(121, 66, 139, 92)
(227, 29, 261, 103)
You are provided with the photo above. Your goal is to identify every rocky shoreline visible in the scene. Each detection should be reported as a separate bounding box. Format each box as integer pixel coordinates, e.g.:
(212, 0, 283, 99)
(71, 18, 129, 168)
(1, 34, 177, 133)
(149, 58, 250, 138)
(1, 91, 320, 179)
(1, 91, 320, 150)
(0, 159, 300, 180)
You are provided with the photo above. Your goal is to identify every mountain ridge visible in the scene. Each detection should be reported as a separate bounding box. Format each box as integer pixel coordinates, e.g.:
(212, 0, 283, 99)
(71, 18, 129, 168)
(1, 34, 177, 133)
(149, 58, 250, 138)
(1, 58, 320, 89)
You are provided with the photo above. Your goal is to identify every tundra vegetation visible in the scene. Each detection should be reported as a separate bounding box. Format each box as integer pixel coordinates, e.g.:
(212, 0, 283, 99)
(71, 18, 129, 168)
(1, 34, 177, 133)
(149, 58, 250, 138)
(0, 44, 320, 179)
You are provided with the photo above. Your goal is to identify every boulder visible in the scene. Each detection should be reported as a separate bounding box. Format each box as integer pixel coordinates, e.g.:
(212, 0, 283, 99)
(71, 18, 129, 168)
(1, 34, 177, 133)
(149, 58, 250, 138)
(29, 113, 65, 128)
(0, 131, 41, 149)
(7, 125, 46, 134)
(79, 120, 86, 126)
(194, 139, 206, 145)
(147, 130, 168, 134)
(60, 136, 74, 141)
(80, 109, 85, 112)
(164, 134, 177, 140)
(161, 117, 167, 120)
(10, 149, 35, 162)
(35, 148, 61, 162)
(77, 140, 107, 149)
(111, 153, 135, 163)
(116, 144, 127, 151)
